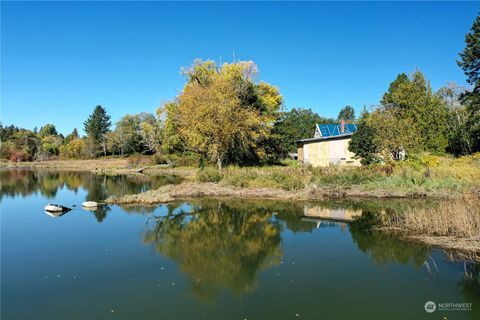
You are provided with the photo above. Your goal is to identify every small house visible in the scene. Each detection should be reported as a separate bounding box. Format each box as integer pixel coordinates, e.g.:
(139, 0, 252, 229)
(297, 120, 360, 167)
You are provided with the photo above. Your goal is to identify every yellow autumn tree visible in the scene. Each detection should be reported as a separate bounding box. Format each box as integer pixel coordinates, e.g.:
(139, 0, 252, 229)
(176, 59, 282, 169)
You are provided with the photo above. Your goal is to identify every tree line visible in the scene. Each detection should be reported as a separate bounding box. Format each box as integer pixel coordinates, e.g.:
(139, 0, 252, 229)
(1, 13, 478, 167)
(0, 59, 348, 168)
(350, 14, 479, 164)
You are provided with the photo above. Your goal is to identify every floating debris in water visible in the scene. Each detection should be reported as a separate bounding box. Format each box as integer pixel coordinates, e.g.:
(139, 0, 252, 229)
(111, 310, 114, 313)
(56, 275, 60, 278)
(161, 267, 165, 270)
(73, 275, 77, 280)
(295, 313, 300, 317)
(171, 282, 175, 286)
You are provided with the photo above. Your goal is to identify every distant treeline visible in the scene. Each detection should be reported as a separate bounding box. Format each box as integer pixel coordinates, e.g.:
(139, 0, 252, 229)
(1, 14, 479, 167)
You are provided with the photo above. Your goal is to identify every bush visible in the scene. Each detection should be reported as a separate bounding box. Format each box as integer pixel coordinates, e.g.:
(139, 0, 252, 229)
(127, 155, 153, 168)
(9, 150, 30, 162)
(151, 153, 170, 165)
(196, 167, 223, 182)
(167, 153, 202, 167)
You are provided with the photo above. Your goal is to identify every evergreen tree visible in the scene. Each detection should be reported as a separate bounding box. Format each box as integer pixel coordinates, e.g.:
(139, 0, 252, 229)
(337, 105, 355, 121)
(83, 105, 111, 157)
(64, 128, 79, 143)
(458, 14, 480, 91)
(457, 13, 480, 152)
(380, 70, 447, 152)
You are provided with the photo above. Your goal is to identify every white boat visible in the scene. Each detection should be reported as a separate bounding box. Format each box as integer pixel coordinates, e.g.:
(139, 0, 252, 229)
(44, 204, 70, 212)
(82, 201, 98, 208)
(44, 210, 67, 218)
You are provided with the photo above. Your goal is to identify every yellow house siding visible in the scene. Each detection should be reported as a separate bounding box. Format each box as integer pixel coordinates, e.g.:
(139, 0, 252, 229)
(298, 137, 360, 167)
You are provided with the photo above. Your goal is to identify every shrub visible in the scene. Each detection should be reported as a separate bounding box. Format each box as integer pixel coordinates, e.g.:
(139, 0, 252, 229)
(167, 153, 202, 167)
(196, 167, 223, 182)
(151, 153, 170, 165)
(9, 150, 30, 162)
(127, 155, 153, 168)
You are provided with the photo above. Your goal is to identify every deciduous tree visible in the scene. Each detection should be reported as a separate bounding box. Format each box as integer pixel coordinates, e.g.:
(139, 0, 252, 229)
(175, 59, 282, 169)
(348, 110, 378, 165)
(273, 108, 333, 154)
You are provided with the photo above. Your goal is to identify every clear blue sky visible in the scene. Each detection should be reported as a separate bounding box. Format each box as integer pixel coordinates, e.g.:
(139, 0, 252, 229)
(1, 1, 478, 135)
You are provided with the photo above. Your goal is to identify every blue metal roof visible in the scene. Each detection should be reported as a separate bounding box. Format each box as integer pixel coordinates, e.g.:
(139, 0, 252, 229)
(317, 123, 357, 137)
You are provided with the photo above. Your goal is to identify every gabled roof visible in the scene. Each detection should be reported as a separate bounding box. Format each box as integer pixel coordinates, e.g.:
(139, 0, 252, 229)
(316, 123, 357, 137)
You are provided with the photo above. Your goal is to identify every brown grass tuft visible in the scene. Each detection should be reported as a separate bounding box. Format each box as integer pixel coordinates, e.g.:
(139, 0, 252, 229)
(383, 197, 480, 238)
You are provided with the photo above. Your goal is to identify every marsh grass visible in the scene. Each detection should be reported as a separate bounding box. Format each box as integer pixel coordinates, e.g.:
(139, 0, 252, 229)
(382, 197, 480, 238)
(216, 153, 480, 194)
(222, 166, 310, 191)
(196, 167, 222, 183)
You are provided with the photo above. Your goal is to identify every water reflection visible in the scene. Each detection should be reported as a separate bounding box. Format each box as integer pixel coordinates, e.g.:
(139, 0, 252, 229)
(143, 201, 284, 302)
(0, 169, 180, 222)
(2, 169, 479, 319)
(0, 169, 181, 201)
(349, 211, 429, 266)
(140, 199, 475, 302)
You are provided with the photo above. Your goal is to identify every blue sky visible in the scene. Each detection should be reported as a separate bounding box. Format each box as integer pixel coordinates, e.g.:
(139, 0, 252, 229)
(1, 1, 478, 135)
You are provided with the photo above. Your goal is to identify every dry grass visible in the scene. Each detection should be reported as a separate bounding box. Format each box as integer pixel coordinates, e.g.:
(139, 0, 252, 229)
(382, 197, 480, 238)
(1, 158, 130, 170)
(222, 166, 311, 191)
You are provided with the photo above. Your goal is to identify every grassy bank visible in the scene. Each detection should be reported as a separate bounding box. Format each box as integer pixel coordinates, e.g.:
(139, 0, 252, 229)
(3, 153, 480, 198)
(197, 153, 480, 197)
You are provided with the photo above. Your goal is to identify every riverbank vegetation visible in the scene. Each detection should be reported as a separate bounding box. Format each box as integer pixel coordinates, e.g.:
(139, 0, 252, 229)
(376, 197, 480, 260)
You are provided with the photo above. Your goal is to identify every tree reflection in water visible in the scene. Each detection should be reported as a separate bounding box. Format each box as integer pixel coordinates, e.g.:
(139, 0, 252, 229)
(349, 211, 429, 267)
(0, 169, 180, 222)
(142, 201, 288, 302)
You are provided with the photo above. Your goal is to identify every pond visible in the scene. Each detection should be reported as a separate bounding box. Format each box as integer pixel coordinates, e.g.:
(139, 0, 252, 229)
(1, 169, 479, 320)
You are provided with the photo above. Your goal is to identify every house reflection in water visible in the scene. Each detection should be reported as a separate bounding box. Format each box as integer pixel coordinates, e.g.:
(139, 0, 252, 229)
(302, 205, 363, 223)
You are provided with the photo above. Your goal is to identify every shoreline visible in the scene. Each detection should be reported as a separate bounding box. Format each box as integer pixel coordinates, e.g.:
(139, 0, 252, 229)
(102, 181, 455, 205)
(375, 228, 480, 262)
(3, 159, 475, 200)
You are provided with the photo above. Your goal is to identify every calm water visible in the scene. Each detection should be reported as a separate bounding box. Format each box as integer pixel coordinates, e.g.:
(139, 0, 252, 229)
(1, 169, 479, 320)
